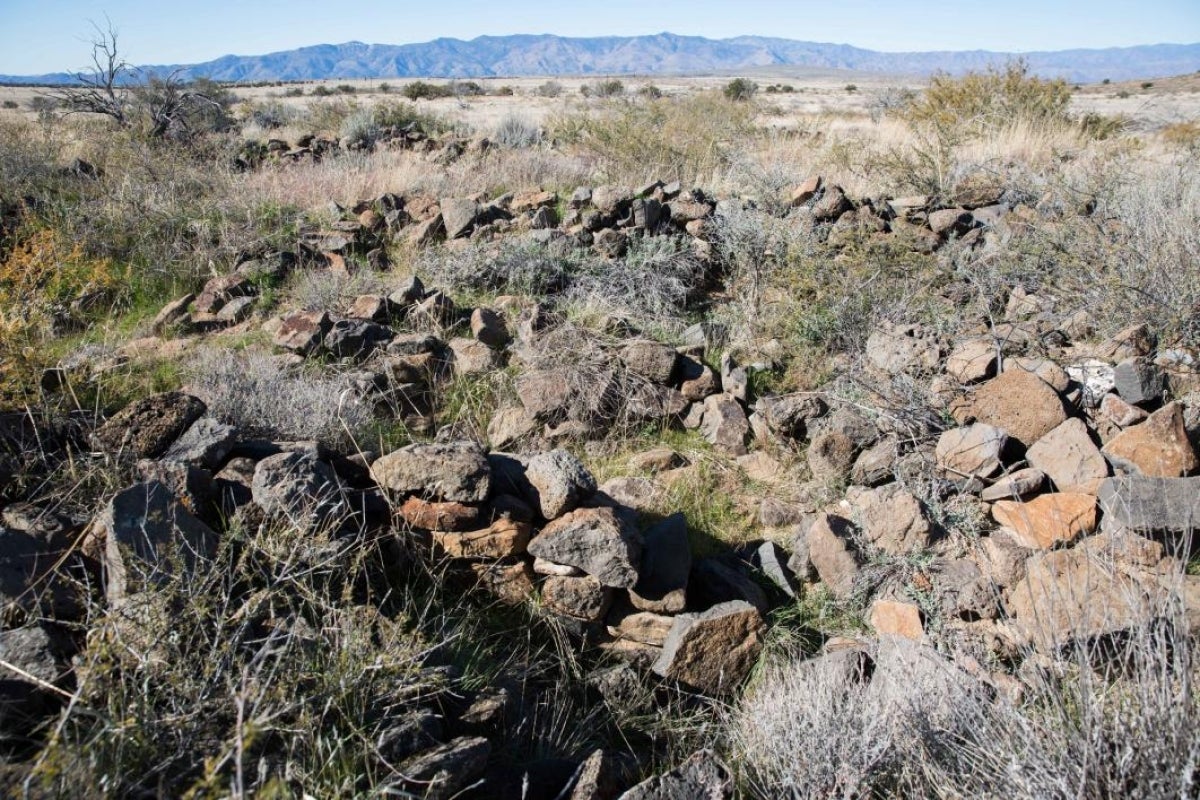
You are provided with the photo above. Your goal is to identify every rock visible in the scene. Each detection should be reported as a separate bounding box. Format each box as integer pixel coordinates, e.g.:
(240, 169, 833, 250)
(869, 599, 924, 640)
(152, 294, 194, 334)
(1100, 393, 1148, 428)
(652, 602, 766, 695)
(959, 369, 1067, 450)
(933, 558, 999, 621)
(470, 307, 510, 348)
(755, 393, 827, 440)
(1026, 418, 1108, 492)
(345, 294, 395, 323)
(677, 357, 720, 402)
(440, 198, 480, 240)
(719, 354, 749, 403)
(1097, 323, 1156, 362)
(619, 750, 731, 800)
(608, 611, 675, 646)
(1097, 476, 1200, 540)
(542, 574, 613, 621)
(1008, 545, 1156, 651)
(1102, 402, 1198, 477)
(408, 214, 445, 247)
(533, 558, 582, 577)
(851, 437, 898, 486)
(376, 710, 444, 763)
(570, 749, 632, 800)
(487, 407, 538, 451)
(1113, 358, 1165, 405)
(1004, 357, 1071, 393)
(936, 424, 1007, 480)
(991, 493, 1098, 549)
(979, 468, 1046, 502)
(528, 507, 642, 589)
(865, 322, 940, 375)
(629, 448, 685, 473)
(807, 513, 861, 599)
(928, 208, 973, 237)
(215, 295, 255, 323)
(945, 339, 996, 383)
(398, 496, 481, 531)
(808, 432, 858, 483)
(93, 391, 207, 460)
(594, 228, 628, 258)
(471, 557, 536, 604)
(98, 481, 218, 604)
(324, 319, 393, 359)
(273, 310, 332, 355)
(433, 520, 531, 559)
(371, 442, 492, 503)
(0, 624, 73, 738)
(621, 341, 678, 384)
(525, 449, 597, 519)
(976, 528, 1031, 589)
(414, 291, 457, 325)
(517, 369, 574, 422)
(811, 185, 853, 222)
(0, 522, 83, 622)
(699, 394, 749, 456)
(690, 556, 770, 614)
(846, 483, 936, 555)
(790, 176, 823, 206)
(251, 452, 343, 527)
(598, 477, 662, 513)
(746, 540, 799, 598)
(1066, 360, 1117, 408)
(449, 337, 502, 375)
(396, 737, 490, 800)
(630, 513, 690, 613)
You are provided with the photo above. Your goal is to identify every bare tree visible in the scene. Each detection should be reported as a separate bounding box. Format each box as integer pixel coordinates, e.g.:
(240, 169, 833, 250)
(49, 20, 233, 140)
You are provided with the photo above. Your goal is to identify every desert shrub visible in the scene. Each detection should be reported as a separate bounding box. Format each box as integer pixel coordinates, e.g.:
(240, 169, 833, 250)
(339, 106, 379, 147)
(844, 84, 857, 93)
(536, 80, 563, 98)
(1163, 120, 1200, 151)
(495, 85, 514, 96)
(492, 114, 541, 148)
(724, 78, 758, 102)
(247, 99, 299, 129)
(2, 100, 17, 109)
(901, 61, 1073, 135)
(593, 79, 625, 98)
(1142, 81, 1155, 90)
(283, 86, 305, 97)
(311, 85, 334, 97)
(187, 348, 373, 447)
(402, 80, 452, 101)
(335, 83, 356, 94)
(639, 84, 664, 99)
(549, 93, 756, 184)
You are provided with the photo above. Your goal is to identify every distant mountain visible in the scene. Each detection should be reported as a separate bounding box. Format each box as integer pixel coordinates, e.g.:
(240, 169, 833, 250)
(3, 33, 1198, 85)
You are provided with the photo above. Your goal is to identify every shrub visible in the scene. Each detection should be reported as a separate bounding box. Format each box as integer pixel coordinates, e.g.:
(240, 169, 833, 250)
(187, 348, 373, 447)
(311, 85, 334, 97)
(844, 84, 858, 93)
(378, 82, 392, 93)
(639, 84, 664, 99)
(496, 85, 514, 96)
(283, 86, 305, 97)
(901, 60, 1072, 135)
(724, 78, 759, 102)
(593, 79, 625, 98)
(536, 80, 563, 98)
(336, 84, 356, 95)
(339, 106, 380, 147)
(402, 80, 452, 100)
(492, 114, 541, 148)
(1142, 81, 1155, 90)
(248, 100, 299, 129)
(1, 100, 17, 109)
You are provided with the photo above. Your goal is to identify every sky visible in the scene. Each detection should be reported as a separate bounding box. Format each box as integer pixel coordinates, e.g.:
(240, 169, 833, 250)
(1, 0, 1198, 75)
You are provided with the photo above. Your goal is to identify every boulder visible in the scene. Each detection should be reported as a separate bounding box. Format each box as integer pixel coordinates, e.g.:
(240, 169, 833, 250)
(440, 198, 480, 239)
(93, 392, 207, 460)
(845, 484, 936, 555)
(807, 513, 861, 599)
(850, 436, 898, 486)
(324, 319, 393, 359)
(755, 393, 827, 440)
(517, 369, 574, 422)
(251, 452, 343, 526)
(1097, 476, 1200, 542)
(807, 432, 858, 483)
(746, 540, 800, 598)
(1102, 402, 1198, 478)
(470, 307, 510, 348)
(97, 481, 218, 604)
(979, 467, 1045, 502)
(471, 558, 536, 605)
(699, 394, 749, 456)
(620, 341, 678, 384)
(1026, 418, 1108, 492)
(397, 496, 481, 531)
(936, 424, 1006, 480)
(449, 337, 502, 375)
(652, 602, 766, 695)
(619, 750, 731, 800)
(273, 310, 332, 356)
(945, 339, 996, 383)
(525, 449, 597, 519)
(1100, 393, 1148, 428)
(396, 737, 490, 800)
(1113, 357, 1165, 405)
(528, 507, 643, 589)
(869, 599, 924, 640)
(864, 323, 940, 375)
(371, 442, 492, 503)
(487, 407, 538, 451)
(958, 369, 1067, 449)
(678, 357, 720, 402)
(991, 493, 1098, 550)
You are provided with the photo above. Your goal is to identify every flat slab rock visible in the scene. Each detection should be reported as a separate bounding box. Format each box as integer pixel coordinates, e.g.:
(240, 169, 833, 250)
(652, 600, 766, 695)
(371, 441, 491, 503)
(93, 391, 207, 459)
(619, 749, 732, 800)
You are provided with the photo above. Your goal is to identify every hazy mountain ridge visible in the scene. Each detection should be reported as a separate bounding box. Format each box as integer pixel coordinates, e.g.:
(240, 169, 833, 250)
(3, 32, 1198, 85)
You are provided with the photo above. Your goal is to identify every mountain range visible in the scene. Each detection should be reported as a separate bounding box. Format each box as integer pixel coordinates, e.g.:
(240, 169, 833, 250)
(2, 33, 1198, 85)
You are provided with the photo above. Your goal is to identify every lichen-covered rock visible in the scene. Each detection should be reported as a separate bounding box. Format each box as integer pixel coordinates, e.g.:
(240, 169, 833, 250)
(93, 392, 207, 459)
(371, 442, 491, 503)
(528, 507, 642, 589)
(652, 602, 766, 695)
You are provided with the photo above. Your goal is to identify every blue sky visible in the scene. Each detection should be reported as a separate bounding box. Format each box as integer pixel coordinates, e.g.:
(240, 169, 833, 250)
(1, 0, 1198, 74)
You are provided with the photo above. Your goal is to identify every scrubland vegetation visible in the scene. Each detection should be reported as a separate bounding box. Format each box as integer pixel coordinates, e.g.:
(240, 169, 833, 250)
(1, 56, 1199, 798)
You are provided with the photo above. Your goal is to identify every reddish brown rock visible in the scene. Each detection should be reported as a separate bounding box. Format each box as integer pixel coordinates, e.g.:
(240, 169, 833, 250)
(869, 599, 924, 640)
(959, 369, 1067, 449)
(433, 520, 530, 559)
(1102, 402, 1198, 477)
(991, 493, 1098, 550)
(398, 496, 481, 531)
(1026, 418, 1108, 492)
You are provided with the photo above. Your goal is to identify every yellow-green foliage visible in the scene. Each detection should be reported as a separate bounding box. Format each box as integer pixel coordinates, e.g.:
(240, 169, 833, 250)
(901, 60, 1073, 135)
(549, 92, 756, 185)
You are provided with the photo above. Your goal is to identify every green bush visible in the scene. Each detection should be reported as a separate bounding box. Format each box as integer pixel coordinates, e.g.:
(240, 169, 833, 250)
(724, 78, 759, 102)
(402, 80, 452, 100)
(901, 61, 1072, 134)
